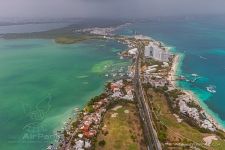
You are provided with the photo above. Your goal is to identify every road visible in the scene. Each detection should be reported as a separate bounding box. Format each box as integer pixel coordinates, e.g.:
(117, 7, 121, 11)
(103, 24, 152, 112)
(133, 46, 162, 150)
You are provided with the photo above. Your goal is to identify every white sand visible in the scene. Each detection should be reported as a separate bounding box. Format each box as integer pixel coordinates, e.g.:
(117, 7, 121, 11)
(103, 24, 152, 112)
(168, 55, 179, 87)
(112, 105, 122, 111)
(111, 113, 118, 118)
(203, 135, 218, 146)
(173, 114, 183, 123)
(124, 110, 129, 114)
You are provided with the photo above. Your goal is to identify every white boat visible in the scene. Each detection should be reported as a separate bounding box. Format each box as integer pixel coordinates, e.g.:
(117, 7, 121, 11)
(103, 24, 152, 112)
(74, 107, 80, 111)
(191, 73, 198, 77)
(206, 85, 216, 93)
(112, 73, 117, 77)
(46, 144, 54, 150)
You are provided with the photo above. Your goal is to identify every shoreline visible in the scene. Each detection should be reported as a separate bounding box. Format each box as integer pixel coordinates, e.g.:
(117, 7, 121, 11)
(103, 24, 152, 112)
(128, 34, 225, 133)
(52, 35, 139, 149)
(52, 32, 225, 149)
(168, 50, 225, 132)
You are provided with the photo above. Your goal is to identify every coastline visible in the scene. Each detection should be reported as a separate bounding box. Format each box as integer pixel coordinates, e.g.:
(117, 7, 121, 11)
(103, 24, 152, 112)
(52, 32, 225, 149)
(130, 35, 223, 132)
(52, 35, 140, 149)
(169, 50, 225, 132)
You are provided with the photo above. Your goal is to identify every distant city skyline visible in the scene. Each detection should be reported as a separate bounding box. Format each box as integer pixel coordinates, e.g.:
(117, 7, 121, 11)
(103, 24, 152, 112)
(0, 0, 225, 18)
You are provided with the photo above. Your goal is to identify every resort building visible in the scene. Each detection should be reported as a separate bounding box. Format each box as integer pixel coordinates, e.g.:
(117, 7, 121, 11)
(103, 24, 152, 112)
(128, 48, 138, 56)
(144, 43, 171, 62)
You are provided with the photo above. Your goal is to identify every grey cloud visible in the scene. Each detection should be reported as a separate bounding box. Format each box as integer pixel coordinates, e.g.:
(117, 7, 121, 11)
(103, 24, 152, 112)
(0, 0, 225, 18)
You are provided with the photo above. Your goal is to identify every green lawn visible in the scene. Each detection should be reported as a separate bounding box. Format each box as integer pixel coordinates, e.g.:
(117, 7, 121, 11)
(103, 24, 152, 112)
(211, 140, 225, 150)
(146, 88, 225, 149)
(96, 103, 146, 150)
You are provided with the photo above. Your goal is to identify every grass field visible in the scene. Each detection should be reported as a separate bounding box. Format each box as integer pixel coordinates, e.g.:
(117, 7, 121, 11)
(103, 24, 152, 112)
(54, 35, 103, 44)
(96, 102, 146, 150)
(146, 88, 225, 150)
(55, 36, 91, 44)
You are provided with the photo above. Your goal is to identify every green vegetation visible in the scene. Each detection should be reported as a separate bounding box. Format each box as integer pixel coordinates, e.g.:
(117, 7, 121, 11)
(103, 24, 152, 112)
(54, 35, 102, 44)
(71, 121, 78, 128)
(145, 87, 225, 149)
(143, 58, 163, 67)
(166, 89, 183, 99)
(63, 130, 69, 138)
(95, 102, 146, 150)
(147, 88, 201, 145)
(158, 131, 167, 142)
(84, 93, 107, 113)
(211, 140, 225, 150)
(86, 93, 107, 106)
(98, 140, 106, 147)
(85, 105, 94, 113)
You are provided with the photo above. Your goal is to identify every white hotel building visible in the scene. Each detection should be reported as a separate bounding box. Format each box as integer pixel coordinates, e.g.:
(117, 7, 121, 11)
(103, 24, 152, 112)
(144, 43, 171, 62)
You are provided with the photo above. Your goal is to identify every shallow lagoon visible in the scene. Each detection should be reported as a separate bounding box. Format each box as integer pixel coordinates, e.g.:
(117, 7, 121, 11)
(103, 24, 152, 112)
(0, 39, 128, 150)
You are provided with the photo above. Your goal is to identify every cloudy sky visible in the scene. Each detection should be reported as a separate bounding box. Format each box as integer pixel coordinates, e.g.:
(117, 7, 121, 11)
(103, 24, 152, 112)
(0, 0, 225, 18)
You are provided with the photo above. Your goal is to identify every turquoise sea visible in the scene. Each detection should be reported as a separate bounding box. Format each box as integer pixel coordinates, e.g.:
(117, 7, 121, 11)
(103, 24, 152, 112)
(2, 17, 225, 149)
(0, 22, 72, 34)
(0, 38, 128, 149)
(116, 16, 225, 129)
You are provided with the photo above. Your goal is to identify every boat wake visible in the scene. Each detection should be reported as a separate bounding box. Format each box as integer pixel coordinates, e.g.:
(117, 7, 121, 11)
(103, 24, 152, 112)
(200, 55, 207, 60)
(191, 73, 198, 77)
(206, 85, 216, 93)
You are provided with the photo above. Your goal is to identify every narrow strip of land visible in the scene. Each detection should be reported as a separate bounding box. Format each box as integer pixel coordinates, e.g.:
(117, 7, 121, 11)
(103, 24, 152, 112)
(134, 44, 162, 150)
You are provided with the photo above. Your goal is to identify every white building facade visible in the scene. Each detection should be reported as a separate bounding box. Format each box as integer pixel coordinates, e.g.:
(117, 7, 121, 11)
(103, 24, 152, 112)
(144, 43, 171, 62)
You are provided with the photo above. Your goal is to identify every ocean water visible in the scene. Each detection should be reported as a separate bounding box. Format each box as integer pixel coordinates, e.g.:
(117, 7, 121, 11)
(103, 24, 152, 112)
(116, 16, 225, 128)
(0, 39, 128, 150)
(0, 22, 72, 34)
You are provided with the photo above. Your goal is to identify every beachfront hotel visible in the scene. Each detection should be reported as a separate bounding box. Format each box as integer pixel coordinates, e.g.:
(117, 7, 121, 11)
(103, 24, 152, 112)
(144, 43, 171, 62)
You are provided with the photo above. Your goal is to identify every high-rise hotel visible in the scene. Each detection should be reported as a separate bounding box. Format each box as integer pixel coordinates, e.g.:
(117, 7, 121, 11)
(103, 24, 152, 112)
(144, 43, 171, 62)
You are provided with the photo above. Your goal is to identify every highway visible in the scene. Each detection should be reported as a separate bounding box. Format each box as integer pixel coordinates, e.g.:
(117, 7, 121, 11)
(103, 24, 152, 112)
(133, 46, 162, 150)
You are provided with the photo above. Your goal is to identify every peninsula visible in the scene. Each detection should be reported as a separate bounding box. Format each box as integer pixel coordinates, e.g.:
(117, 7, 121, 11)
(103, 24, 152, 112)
(44, 26, 225, 150)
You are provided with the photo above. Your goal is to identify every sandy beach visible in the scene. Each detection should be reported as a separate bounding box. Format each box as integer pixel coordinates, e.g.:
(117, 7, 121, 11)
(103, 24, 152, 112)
(168, 55, 179, 87)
